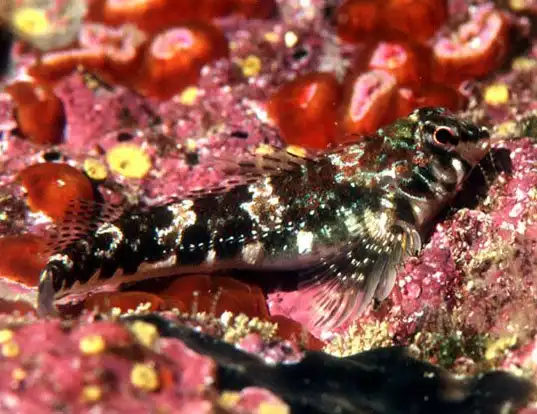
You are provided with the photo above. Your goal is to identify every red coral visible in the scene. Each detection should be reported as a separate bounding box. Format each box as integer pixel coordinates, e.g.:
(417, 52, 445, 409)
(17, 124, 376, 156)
(232, 0, 276, 18)
(383, 0, 447, 43)
(432, 5, 510, 85)
(387, 84, 464, 123)
(339, 69, 397, 137)
(79, 22, 148, 86)
(29, 20, 228, 100)
(356, 40, 431, 86)
(271, 315, 325, 351)
(159, 275, 270, 319)
(86, 0, 276, 34)
(336, 0, 383, 44)
(87, 0, 233, 34)
(28, 23, 148, 87)
(29, 48, 104, 85)
(336, 0, 447, 44)
(18, 162, 95, 222)
(5, 77, 66, 144)
(137, 22, 229, 99)
(82, 291, 166, 313)
(267, 72, 342, 149)
(0, 298, 36, 315)
(0, 235, 48, 287)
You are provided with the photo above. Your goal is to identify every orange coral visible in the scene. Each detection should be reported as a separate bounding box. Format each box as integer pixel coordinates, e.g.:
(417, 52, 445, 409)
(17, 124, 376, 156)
(267, 72, 342, 149)
(160, 275, 270, 319)
(432, 6, 510, 85)
(83, 291, 165, 312)
(0, 234, 49, 287)
(87, 0, 233, 34)
(137, 22, 228, 99)
(18, 162, 94, 222)
(5, 77, 66, 144)
(339, 69, 397, 137)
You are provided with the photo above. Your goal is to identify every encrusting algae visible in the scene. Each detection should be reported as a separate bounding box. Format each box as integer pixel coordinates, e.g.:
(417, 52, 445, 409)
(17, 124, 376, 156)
(0, 0, 537, 411)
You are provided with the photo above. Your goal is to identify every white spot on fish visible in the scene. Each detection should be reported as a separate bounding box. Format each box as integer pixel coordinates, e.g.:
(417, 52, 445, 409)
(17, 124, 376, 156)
(297, 230, 314, 254)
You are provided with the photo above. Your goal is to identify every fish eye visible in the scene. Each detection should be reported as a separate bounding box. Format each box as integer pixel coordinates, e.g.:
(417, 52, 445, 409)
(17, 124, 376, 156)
(433, 126, 458, 146)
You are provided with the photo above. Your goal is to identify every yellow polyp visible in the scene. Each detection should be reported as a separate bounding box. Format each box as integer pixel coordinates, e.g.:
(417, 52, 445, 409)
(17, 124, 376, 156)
(263, 32, 279, 43)
(222, 314, 277, 344)
(485, 335, 517, 361)
(494, 120, 518, 138)
(110, 307, 122, 318)
(241, 55, 262, 78)
(130, 363, 160, 392)
(484, 83, 509, 106)
(82, 385, 102, 403)
(83, 158, 108, 181)
(130, 321, 159, 348)
(79, 335, 106, 355)
(185, 138, 197, 152)
(218, 391, 241, 409)
(11, 367, 27, 381)
(509, 0, 526, 11)
(512, 56, 537, 72)
(324, 322, 392, 357)
(258, 401, 290, 414)
(0, 329, 14, 344)
(179, 86, 200, 105)
(106, 143, 152, 179)
(2, 341, 20, 358)
(11, 8, 51, 37)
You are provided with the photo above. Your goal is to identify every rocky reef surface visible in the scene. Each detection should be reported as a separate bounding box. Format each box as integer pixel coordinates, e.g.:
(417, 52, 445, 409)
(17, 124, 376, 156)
(1, 0, 537, 412)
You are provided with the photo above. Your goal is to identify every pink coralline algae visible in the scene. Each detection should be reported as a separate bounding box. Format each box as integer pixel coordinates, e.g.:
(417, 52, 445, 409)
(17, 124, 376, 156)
(1, 0, 537, 412)
(272, 137, 537, 342)
(0, 316, 289, 413)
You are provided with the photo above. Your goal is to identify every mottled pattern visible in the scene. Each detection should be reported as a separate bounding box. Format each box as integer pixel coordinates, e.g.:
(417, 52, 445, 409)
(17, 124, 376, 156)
(38, 108, 492, 331)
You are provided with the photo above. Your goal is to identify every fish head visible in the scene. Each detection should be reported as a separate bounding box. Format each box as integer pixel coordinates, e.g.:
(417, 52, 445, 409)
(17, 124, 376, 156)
(388, 107, 493, 229)
(412, 107, 491, 168)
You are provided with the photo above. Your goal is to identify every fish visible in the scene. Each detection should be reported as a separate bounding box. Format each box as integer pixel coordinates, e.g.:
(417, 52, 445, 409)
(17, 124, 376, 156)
(37, 107, 491, 329)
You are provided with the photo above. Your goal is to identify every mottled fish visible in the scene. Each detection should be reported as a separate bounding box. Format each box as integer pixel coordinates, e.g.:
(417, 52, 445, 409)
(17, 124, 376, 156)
(37, 107, 491, 329)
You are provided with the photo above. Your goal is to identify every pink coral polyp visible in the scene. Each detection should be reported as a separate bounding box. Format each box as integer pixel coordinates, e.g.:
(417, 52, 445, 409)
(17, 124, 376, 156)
(340, 69, 397, 137)
(433, 5, 510, 84)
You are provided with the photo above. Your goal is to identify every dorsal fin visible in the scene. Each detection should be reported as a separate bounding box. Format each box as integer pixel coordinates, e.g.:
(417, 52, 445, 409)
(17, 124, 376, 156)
(215, 144, 319, 178)
(161, 144, 319, 202)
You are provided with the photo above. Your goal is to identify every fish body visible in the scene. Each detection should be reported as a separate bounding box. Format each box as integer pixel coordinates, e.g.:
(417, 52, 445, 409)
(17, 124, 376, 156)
(38, 107, 491, 329)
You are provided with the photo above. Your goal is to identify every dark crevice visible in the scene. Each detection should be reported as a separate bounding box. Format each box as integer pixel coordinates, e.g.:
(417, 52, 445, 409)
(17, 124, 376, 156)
(123, 314, 535, 414)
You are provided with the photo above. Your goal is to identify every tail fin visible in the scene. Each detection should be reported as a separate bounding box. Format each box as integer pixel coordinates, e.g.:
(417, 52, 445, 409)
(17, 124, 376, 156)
(38, 199, 125, 315)
(37, 266, 57, 316)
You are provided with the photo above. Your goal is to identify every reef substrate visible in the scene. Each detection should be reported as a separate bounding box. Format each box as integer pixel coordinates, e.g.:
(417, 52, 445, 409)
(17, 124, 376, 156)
(1, 0, 537, 412)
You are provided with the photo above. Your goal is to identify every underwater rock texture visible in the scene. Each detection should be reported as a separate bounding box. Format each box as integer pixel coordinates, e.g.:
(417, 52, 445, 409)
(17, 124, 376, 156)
(0, 313, 533, 413)
(1, 0, 537, 412)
